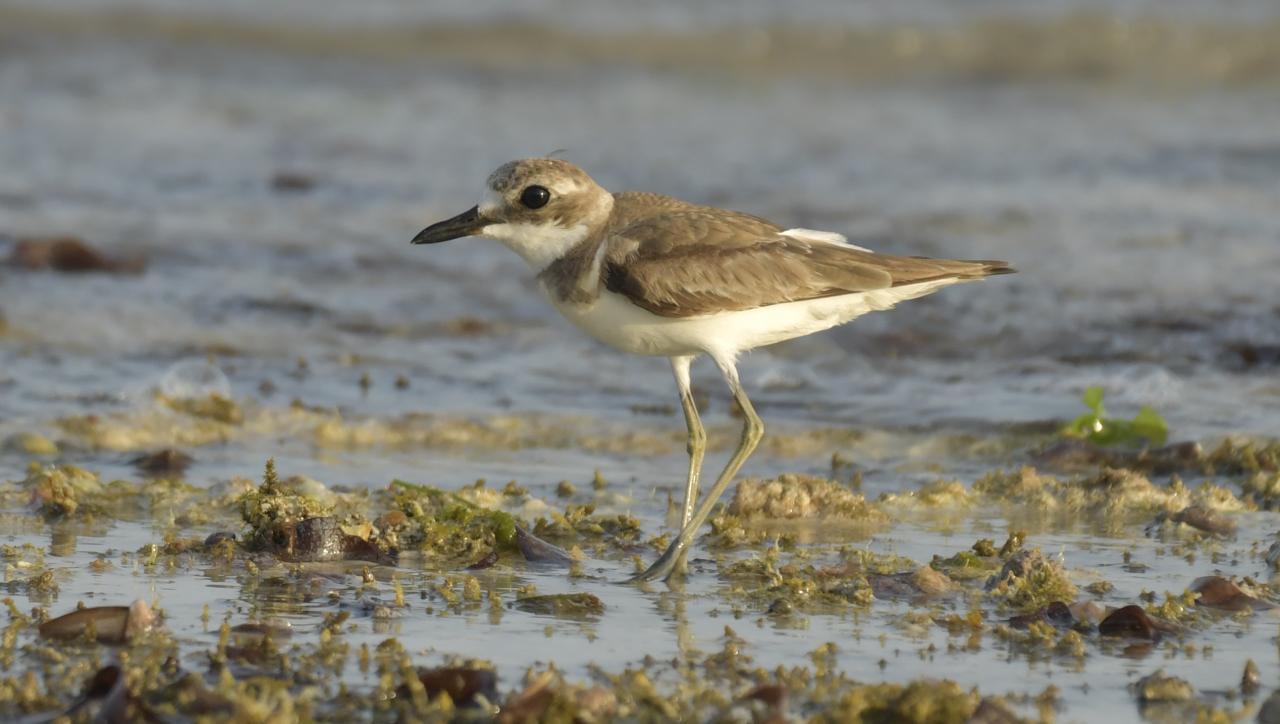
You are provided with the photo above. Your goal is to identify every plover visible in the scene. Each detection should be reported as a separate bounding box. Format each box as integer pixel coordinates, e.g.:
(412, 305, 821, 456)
(413, 158, 1013, 582)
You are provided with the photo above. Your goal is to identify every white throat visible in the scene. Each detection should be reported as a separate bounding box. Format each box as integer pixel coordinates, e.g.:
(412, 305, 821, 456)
(481, 222, 590, 271)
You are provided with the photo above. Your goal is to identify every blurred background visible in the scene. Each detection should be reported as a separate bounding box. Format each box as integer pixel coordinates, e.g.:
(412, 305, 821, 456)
(1, 0, 1279, 474)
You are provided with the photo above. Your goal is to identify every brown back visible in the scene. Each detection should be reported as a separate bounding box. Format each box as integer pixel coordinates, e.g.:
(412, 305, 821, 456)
(601, 201, 1012, 317)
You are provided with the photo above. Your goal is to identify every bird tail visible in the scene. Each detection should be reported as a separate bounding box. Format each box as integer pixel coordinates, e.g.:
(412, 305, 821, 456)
(963, 259, 1016, 278)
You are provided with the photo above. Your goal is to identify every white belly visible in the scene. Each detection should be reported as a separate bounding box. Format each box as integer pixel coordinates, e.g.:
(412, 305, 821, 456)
(545, 279, 958, 359)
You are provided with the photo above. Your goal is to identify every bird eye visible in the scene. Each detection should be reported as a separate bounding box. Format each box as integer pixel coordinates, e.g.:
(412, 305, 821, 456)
(520, 185, 550, 209)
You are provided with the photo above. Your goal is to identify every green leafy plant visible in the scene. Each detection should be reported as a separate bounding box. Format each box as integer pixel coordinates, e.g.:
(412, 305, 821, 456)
(1063, 386, 1168, 447)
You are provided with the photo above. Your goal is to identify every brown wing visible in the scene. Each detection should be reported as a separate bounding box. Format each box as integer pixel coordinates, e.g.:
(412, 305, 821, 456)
(603, 208, 1012, 318)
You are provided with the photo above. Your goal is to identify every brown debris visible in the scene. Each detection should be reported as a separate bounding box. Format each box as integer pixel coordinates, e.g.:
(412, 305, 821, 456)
(1190, 576, 1275, 612)
(230, 621, 293, 641)
(129, 449, 194, 478)
(1007, 601, 1075, 629)
(1242, 659, 1261, 696)
(1034, 439, 1202, 474)
(270, 171, 317, 192)
(498, 671, 557, 724)
(1225, 342, 1280, 370)
(9, 236, 144, 273)
(204, 531, 236, 547)
(466, 550, 499, 570)
(968, 697, 1027, 724)
(39, 600, 158, 644)
(64, 665, 159, 722)
(1259, 691, 1280, 724)
(413, 666, 498, 706)
(1098, 604, 1174, 640)
(869, 566, 956, 601)
(442, 316, 494, 335)
(492, 671, 617, 724)
(515, 524, 574, 566)
(376, 510, 408, 529)
(1168, 505, 1237, 537)
(742, 684, 788, 710)
(262, 516, 396, 565)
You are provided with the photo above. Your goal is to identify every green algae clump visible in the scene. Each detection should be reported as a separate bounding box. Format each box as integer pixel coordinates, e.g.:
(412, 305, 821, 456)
(932, 539, 1003, 582)
(385, 480, 522, 564)
(1063, 386, 1168, 447)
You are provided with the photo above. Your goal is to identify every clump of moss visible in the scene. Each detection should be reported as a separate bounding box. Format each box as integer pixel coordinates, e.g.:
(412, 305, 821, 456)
(785, 564, 873, 608)
(985, 549, 1077, 612)
(233, 459, 398, 562)
(1241, 471, 1280, 509)
(1134, 670, 1194, 702)
(1069, 468, 1184, 516)
(21, 464, 103, 517)
(880, 479, 974, 508)
(707, 475, 887, 549)
(728, 474, 885, 521)
(1204, 438, 1280, 476)
(513, 593, 605, 618)
(8, 462, 215, 526)
(721, 548, 930, 611)
(238, 459, 335, 542)
(159, 393, 244, 424)
(820, 680, 980, 723)
(54, 394, 248, 451)
(532, 504, 642, 548)
(972, 466, 1241, 521)
(3, 433, 58, 457)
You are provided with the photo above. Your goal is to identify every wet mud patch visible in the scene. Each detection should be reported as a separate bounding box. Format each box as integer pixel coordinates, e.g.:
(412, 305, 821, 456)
(4, 421, 1280, 721)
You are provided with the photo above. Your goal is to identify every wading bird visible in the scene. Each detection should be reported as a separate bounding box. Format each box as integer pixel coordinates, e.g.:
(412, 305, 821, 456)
(413, 158, 1013, 582)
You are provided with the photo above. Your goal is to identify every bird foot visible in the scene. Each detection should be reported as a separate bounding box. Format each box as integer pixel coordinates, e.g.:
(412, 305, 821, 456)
(622, 544, 686, 584)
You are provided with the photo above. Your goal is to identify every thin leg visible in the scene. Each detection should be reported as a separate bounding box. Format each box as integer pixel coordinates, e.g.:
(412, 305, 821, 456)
(629, 356, 763, 583)
(671, 355, 706, 529)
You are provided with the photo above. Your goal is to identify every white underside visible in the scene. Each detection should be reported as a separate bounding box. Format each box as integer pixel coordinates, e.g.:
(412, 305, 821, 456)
(780, 227, 872, 253)
(545, 279, 961, 361)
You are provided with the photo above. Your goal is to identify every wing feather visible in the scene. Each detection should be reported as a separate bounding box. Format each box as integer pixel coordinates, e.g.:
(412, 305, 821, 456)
(602, 205, 1011, 318)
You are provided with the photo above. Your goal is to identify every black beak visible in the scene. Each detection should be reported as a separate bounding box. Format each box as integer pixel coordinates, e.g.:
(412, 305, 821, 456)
(411, 206, 484, 245)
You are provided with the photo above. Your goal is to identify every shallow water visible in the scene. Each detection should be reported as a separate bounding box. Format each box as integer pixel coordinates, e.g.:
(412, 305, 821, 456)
(1, 0, 1279, 721)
